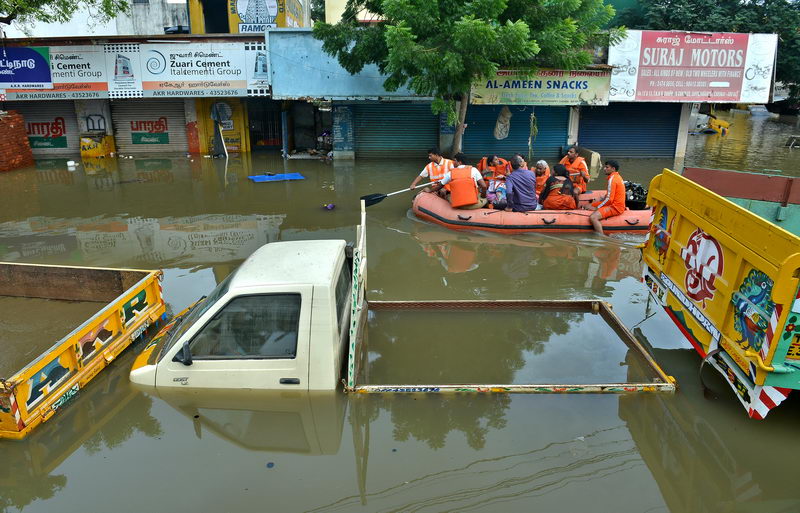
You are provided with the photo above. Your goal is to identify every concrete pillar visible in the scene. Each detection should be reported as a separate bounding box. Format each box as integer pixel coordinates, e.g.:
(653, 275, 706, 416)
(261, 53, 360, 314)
(568, 106, 580, 146)
(74, 100, 112, 135)
(673, 103, 691, 172)
(184, 98, 201, 154)
(332, 104, 354, 160)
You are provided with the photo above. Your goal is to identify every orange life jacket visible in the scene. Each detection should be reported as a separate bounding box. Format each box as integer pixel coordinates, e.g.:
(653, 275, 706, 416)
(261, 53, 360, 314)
(425, 158, 454, 181)
(559, 156, 589, 193)
(477, 157, 510, 180)
(535, 166, 550, 195)
(449, 166, 479, 208)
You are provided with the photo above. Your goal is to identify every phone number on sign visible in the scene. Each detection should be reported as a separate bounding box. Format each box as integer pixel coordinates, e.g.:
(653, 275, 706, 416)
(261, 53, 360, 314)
(151, 89, 242, 97)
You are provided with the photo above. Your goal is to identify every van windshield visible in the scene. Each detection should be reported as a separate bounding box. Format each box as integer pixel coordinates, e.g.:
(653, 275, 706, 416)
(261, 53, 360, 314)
(158, 271, 236, 361)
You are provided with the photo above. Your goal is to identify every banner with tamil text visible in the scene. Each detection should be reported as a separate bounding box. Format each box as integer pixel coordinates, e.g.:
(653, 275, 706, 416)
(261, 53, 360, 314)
(6, 46, 107, 101)
(608, 30, 778, 103)
(140, 43, 248, 98)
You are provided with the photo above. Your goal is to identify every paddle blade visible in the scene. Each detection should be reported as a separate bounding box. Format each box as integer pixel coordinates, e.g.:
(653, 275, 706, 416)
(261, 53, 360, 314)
(360, 193, 387, 207)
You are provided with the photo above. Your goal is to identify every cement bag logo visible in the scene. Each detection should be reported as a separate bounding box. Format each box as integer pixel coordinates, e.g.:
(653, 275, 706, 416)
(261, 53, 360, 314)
(145, 50, 167, 75)
(680, 228, 724, 308)
(27, 117, 68, 148)
(131, 118, 170, 144)
(233, 0, 280, 32)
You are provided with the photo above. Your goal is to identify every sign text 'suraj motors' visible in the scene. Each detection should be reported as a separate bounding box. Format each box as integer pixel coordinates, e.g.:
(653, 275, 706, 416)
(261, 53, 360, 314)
(609, 30, 778, 103)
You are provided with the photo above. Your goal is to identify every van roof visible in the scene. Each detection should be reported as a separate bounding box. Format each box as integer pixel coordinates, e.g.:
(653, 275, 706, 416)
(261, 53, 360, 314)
(229, 239, 347, 290)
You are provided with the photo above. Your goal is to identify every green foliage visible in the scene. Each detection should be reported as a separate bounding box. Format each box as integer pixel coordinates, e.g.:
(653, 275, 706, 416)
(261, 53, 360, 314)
(619, 0, 800, 101)
(0, 0, 128, 26)
(310, 0, 325, 22)
(314, 0, 616, 121)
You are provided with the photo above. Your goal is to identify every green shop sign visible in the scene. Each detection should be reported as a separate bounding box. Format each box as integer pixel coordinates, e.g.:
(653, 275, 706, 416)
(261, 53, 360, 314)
(29, 136, 68, 148)
(132, 132, 170, 144)
(471, 70, 611, 106)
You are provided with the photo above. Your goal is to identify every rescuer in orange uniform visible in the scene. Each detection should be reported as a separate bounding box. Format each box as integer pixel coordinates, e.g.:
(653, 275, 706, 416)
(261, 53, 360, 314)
(477, 155, 511, 181)
(410, 148, 454, 195)
(427, 153, 487, 210)
(583, 160, 626, 236)
(559, 146, 591, 194)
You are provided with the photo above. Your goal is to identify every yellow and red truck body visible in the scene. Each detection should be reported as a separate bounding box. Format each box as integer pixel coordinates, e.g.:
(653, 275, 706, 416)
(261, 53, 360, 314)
(642, 169, 800, 418)
(0, 263, 165, 439)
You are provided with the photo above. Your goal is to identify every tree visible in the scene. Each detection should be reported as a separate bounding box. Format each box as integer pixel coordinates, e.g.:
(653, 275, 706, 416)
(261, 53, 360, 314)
(0, 0, 128, 26)
(619, 0, 800, 102)
(314, 0, 618, 155)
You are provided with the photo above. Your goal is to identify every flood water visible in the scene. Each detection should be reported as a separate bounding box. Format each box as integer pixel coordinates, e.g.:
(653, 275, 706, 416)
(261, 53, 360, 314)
(1, 112, 799, 512)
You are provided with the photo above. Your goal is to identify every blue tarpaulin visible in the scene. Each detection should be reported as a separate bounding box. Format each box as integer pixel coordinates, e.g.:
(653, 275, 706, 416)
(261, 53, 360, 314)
(248, 173, 305, 183)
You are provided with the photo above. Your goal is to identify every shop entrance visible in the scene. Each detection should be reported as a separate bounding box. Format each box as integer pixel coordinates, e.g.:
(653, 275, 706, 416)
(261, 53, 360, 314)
(247, 99, 282, 151)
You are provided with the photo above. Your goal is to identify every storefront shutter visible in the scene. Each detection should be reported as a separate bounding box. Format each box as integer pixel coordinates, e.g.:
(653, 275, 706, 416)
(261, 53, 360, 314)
(462, 105, 569, 162)
(578, 103, 681, 158)
(7, 101, 80, 156)
(111, 100, 188, 153)
(352, 103, 438, 158)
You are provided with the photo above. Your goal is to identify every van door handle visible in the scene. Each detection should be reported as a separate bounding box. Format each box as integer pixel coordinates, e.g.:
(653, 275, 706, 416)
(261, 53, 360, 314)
(280, 378, 300, 385)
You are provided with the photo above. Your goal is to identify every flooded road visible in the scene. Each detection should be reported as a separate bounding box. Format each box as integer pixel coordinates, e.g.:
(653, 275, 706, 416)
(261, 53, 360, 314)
(1, 112, 799, 512)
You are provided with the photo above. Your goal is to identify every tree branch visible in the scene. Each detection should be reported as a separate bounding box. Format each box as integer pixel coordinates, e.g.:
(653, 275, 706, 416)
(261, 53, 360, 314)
(0, 12, 17, 25)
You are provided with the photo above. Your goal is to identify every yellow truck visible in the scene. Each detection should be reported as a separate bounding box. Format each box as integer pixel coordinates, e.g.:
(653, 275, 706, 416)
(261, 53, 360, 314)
(0, 263, 165, 439)
(642, 169, 800, 419)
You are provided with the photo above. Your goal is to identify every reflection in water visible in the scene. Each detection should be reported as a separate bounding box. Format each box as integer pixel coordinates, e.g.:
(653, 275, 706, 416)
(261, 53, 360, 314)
(0, 350, 161, 512)
(152, 388, 345, 454)
(0, 214, 284, 267)
(363, 308, 651, 385)
(622, 340, 800, 513)
(686, 112, 800, 175)
(411, 226, 643, 291)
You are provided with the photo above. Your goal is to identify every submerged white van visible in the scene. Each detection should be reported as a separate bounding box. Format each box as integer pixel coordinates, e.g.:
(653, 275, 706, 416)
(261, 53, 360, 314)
(130, 239, 354, 390)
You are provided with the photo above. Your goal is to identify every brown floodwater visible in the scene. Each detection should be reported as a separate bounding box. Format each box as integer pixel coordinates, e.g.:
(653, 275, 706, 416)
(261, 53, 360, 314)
(0, 112, 798, 513)
(0, 297, 103, 378)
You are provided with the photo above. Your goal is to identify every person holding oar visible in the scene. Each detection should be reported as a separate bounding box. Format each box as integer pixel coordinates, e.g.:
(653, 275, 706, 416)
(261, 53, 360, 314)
(426, 153, 488, 210)
(409, 148, 453, 197)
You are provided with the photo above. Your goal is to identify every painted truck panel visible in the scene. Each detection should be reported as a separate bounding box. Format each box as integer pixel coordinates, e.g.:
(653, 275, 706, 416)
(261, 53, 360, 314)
(0, 263, 165, 439)
(642, 169, 800, 418)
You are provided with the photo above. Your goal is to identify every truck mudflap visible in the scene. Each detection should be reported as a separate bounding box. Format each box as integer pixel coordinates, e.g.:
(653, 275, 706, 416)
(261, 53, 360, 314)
(642, 169, 800, 419)
(0, 264, 166, 439)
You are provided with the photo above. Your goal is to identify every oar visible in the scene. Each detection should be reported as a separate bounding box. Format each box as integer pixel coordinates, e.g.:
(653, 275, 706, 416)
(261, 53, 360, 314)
(360, 183, 434, 207)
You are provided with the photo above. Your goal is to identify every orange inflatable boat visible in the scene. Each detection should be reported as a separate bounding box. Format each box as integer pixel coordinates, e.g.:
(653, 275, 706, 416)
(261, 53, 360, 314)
(412, 191, 651, 234)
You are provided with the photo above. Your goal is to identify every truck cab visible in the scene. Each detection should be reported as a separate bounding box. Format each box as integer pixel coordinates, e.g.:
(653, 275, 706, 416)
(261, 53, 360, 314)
(130, 240, 352, 391)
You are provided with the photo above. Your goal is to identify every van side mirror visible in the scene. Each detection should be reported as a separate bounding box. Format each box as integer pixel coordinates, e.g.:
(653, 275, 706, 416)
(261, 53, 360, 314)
(173, 340, 193, 366)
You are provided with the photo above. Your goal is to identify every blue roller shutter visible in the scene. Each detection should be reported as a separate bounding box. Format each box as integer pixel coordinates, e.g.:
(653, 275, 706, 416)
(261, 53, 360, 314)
(578, 103, 681, 158)
(352, 103, 438, 158)
(462, 105, 568, 162)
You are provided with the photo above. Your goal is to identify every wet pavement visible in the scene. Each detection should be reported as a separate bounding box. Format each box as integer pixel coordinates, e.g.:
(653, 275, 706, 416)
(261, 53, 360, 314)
(1, 112, 799, 512)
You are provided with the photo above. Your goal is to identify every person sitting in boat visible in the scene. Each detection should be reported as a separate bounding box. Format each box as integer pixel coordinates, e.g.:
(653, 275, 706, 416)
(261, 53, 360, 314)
(559, 146, 591, 194)
(504, 155, 539, 212)
(477, 155, 511, 180)
(538, 164, 577, 210)
(534, 160, 550, 196)
(427, 153, 488, 210)
(410, 148, 454, 195)
(582, 160, 626, 236)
